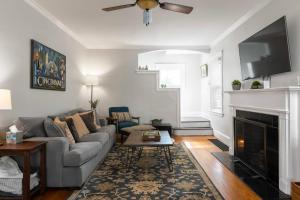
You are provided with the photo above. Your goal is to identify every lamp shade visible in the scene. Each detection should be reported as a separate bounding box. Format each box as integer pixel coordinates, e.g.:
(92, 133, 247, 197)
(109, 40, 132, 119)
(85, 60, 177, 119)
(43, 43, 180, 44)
(0, 89, 12, 110)
(85, 75, 99, 86)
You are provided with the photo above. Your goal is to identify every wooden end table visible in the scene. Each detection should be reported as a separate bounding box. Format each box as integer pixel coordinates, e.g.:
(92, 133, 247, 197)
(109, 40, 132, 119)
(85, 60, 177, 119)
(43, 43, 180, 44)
(0, 141, 47, 200)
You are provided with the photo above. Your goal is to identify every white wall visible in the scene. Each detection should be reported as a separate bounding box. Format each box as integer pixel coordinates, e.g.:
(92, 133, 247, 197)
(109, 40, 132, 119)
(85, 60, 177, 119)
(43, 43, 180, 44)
(82, 50, 180, 126)
(139, 51, 204, 118)
(210, 0, 300, 145)
(0, 0, 86, 126)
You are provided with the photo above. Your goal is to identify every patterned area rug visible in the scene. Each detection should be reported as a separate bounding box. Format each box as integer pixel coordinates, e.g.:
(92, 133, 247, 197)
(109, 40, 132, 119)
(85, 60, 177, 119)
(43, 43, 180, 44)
(69, 143, 223, 200)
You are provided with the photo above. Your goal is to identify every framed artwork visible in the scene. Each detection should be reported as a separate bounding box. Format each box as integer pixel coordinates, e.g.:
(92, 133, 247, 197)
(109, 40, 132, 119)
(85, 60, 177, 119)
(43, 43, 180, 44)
(30, 40, 66, 91)
(201, 64, 208, 78)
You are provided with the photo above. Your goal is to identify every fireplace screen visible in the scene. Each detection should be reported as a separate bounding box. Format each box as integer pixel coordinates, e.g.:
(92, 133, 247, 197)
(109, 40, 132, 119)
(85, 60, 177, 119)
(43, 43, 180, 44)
(234, 117, 267, 175)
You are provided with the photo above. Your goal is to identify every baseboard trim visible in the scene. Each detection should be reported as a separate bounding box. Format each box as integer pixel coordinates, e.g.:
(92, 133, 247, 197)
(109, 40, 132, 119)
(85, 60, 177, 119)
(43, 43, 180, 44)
(213, 129, 230, 147)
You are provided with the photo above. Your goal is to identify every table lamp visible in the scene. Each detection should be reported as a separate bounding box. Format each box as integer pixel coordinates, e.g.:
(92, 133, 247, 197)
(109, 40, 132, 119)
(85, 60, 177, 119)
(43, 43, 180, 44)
(0, 89, 12, 110)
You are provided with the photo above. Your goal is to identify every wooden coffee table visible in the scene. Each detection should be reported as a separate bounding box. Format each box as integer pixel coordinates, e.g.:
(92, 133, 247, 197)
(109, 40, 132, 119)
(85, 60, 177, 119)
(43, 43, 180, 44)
(123, 131, 174, 171)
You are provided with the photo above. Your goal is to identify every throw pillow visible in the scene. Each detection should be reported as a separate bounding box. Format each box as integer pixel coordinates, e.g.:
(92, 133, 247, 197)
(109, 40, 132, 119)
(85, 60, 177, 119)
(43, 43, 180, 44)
(44, 118, 65, 137)
(61, 118, 80, 142)
(53, 118, 75, 144)
(112, 112, 131, 122)
(79, 111, 98, 133)
(79, 110, 101, 129)
(15, 117, 47, 139)
(66, 113, 90, 138)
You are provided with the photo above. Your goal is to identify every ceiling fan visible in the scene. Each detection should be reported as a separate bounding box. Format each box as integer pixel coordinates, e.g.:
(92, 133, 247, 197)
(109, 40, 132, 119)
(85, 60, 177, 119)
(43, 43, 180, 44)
(102, 0, 193, 26)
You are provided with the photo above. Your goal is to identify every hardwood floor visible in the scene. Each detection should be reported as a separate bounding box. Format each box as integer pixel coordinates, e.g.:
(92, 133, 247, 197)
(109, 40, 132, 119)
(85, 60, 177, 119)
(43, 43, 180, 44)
(33, 136, 261, 200)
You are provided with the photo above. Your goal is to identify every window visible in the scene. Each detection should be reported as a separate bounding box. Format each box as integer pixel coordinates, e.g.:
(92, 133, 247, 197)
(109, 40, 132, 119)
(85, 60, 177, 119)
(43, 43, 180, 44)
(156, 63, 185, 89)
(209, 51, 224, 116)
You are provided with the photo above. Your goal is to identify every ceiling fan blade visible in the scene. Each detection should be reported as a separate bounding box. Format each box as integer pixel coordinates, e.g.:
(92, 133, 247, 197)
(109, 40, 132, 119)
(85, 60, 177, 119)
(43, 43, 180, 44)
(159, 2, 193, 14)
(102, 4, 136, 12)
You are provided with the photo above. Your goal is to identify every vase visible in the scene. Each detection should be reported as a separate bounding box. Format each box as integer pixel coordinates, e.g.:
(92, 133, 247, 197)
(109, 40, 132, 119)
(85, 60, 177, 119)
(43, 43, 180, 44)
(232, 84, 241, 90)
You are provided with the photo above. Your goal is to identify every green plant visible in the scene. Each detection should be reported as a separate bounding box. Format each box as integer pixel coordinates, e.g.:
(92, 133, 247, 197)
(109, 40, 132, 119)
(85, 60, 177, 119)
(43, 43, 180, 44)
(251, 81, 262, 89)
(232, 80, 241, 85)
(89, 99, 99, 110)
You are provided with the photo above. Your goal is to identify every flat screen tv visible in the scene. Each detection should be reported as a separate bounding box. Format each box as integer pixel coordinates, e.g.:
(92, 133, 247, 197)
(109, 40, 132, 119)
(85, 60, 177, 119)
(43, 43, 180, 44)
(239, 16, 291, 80)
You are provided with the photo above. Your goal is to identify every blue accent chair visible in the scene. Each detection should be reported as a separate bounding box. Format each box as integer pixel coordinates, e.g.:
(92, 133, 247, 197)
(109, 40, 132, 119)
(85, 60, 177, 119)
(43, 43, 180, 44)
(108, 107, 140, 142)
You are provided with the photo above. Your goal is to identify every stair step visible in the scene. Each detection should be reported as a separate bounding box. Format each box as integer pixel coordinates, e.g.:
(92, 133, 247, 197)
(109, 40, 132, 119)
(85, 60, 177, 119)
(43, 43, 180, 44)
(180, 121, 211, 128)
(174, 127, 213, 136)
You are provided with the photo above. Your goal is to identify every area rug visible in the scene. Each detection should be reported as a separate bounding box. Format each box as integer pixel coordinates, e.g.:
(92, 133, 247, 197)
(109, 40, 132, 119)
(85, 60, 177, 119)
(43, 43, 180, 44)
(68, 143, 223, 200)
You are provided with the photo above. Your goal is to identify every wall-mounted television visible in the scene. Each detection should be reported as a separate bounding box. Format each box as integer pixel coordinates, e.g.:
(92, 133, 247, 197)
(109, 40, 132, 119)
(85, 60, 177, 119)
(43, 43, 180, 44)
(239, 16, 291, 80)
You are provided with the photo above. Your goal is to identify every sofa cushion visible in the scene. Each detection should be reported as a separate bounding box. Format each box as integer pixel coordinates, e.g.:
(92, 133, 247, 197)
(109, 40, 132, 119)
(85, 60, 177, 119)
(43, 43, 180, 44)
(118, 121, 138, 130)
(44, 118, 65, 137)
(79, 132, 110, 146)
(96, 125, 116, 142)
(64, 142, 101, 167)
(16, 117, 47, 139)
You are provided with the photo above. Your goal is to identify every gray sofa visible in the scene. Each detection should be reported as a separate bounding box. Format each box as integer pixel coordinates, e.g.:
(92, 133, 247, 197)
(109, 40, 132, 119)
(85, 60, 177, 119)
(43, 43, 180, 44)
(16, 109, 116, 188)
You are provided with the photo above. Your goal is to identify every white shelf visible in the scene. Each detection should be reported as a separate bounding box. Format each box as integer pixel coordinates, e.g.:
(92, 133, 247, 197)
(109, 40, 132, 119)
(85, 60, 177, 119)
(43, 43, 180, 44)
(225, 86, 300, 94)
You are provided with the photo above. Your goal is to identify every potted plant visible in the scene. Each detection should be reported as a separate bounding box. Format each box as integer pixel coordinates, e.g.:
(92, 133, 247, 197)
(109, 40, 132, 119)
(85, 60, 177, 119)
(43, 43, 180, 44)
(232, 80, 241, 90)
(89, 99, 99, 110)
(251, 81, 263, 89)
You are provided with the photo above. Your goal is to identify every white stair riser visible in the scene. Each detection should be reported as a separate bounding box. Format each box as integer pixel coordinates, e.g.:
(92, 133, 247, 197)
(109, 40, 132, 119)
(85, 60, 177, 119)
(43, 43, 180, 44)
(174, 129, 213, 136)
(180, 121, 210, 128)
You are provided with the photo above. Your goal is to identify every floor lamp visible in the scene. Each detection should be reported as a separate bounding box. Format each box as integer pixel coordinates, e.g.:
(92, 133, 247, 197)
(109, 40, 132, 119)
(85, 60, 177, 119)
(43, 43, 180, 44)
(85, 76, 99, 110)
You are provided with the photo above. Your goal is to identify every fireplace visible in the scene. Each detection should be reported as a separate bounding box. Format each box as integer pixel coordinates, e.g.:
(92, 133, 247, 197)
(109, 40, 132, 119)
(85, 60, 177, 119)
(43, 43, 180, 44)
(225, 87, 300, 194)
(234, 110, 279, 186)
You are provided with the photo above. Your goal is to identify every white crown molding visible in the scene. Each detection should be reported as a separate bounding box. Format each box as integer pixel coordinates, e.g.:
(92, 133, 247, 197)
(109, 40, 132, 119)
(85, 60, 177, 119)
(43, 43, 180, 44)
(210, 0, 272, 47)
(24, 0, 87, 48)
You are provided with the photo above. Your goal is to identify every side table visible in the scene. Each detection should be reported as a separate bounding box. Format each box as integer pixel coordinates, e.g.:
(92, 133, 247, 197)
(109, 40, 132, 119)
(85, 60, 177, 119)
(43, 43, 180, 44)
(0, 141, 47, 200)
(151, 123, 173, 136)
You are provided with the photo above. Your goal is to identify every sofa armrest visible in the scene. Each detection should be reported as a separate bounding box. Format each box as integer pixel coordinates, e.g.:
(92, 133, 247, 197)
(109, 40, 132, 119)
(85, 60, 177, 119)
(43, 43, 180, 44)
(24, 137, 69, 187)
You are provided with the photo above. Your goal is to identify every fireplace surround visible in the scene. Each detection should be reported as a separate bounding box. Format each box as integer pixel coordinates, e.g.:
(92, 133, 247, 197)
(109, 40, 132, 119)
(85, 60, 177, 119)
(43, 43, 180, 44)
(226, 87, 300, 194)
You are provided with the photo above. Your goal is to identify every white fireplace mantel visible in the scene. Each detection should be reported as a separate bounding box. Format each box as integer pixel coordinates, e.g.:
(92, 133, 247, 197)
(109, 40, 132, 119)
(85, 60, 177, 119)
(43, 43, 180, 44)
(225, 86, 300, 195)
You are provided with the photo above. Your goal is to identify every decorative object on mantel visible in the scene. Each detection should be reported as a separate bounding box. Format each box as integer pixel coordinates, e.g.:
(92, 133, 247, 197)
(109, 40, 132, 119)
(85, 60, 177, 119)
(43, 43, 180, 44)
(85, 75, 99, 110)
(201, 64, 208, 78)
(232, 80, 241, 90)
(251, 81, 263, 89)
(138, 65, 149, 71)
(31, 40, 66, 91)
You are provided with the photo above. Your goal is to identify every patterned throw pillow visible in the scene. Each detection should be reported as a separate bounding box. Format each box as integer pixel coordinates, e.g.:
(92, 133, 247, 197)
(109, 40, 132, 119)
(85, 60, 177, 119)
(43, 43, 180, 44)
(53, 118, 75, 144)
(79, 111, 98, 133)
(66, 113, 90, 138)
(79, 110, 101, 129)
(112, 112, 132, 122)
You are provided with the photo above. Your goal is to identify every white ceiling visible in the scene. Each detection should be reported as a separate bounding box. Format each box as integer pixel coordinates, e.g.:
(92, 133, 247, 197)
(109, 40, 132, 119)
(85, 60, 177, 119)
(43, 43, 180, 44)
(29, 0, 270, 49)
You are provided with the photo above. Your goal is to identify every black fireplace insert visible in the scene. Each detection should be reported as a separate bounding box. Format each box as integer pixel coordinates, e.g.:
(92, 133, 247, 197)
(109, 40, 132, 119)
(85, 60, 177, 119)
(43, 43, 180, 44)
(234, 110, 279, 187)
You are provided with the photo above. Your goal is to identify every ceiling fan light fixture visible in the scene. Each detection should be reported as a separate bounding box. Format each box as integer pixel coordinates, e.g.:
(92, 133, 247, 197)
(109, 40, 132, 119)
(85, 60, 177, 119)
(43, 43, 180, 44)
(143, 9, 152, 26)
(137, 0, 158, 10)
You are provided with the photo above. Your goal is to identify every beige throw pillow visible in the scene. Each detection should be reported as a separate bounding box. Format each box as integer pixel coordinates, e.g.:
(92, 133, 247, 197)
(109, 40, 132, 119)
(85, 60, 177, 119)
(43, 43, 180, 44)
(53, 118, 75, 144)
(66, 113, 90, 138)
